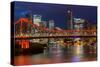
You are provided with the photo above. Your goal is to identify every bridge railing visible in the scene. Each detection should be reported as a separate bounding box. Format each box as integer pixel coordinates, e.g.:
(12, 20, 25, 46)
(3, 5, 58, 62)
(15, 30, 96, 38)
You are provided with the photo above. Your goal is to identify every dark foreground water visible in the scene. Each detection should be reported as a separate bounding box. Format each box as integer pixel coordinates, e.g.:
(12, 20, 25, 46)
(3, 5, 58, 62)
(14, 44, 97, 66)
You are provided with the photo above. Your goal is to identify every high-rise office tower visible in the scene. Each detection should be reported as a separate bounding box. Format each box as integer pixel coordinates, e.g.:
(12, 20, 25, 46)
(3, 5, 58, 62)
(73, 18, 85, 30)
(33, 15, 42, 26)
(39, 21, 47, 28)
(67, 9, 73, 30)
(48, 20, 55, 29)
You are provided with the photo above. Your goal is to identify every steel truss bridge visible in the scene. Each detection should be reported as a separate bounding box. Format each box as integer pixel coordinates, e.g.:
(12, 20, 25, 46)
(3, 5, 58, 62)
(14, 18, 97, 49)
(15, 18, 96, 39)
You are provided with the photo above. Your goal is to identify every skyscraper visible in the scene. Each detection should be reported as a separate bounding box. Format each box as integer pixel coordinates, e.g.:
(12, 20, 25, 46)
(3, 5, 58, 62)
(73, 18, 85, 30)
(67, 9, 73, 30)
(33, 15, 42, 26)
(39, 21, 47, 28)
(48, 20, 55, 29)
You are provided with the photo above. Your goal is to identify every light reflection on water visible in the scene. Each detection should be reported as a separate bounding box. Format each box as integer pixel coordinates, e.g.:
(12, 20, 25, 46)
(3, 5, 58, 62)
(14, 41, 97, 65)
(72, 45, 84, 62)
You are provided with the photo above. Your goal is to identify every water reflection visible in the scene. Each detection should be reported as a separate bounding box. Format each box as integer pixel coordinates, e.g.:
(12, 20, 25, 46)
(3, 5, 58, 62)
(72, 45, 84, 62)
(14, 37, 97, 65)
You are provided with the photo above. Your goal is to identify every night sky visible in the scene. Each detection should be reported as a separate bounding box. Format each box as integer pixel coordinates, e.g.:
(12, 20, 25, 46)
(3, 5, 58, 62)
(13, 1, 97, 29)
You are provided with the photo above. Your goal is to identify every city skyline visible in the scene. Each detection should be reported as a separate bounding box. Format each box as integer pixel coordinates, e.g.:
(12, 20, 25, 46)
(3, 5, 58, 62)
(14, 1, 97, 29)
(11, 2, 97, 66)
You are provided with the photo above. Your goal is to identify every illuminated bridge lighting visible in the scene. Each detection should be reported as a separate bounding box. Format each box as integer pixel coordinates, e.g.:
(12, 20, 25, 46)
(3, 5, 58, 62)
(14, 18, 97, 49)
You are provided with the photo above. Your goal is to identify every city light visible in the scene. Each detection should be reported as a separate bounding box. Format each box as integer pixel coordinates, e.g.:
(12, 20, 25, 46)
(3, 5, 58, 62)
(12, 2, 97, 65)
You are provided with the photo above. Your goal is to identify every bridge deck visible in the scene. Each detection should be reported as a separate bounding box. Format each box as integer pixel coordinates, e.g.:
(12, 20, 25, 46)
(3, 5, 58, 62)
(14, 35, 97, 40)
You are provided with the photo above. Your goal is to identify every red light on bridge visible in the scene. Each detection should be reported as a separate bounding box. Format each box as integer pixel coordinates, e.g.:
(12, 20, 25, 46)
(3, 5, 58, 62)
(19, 40, 30, 49)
